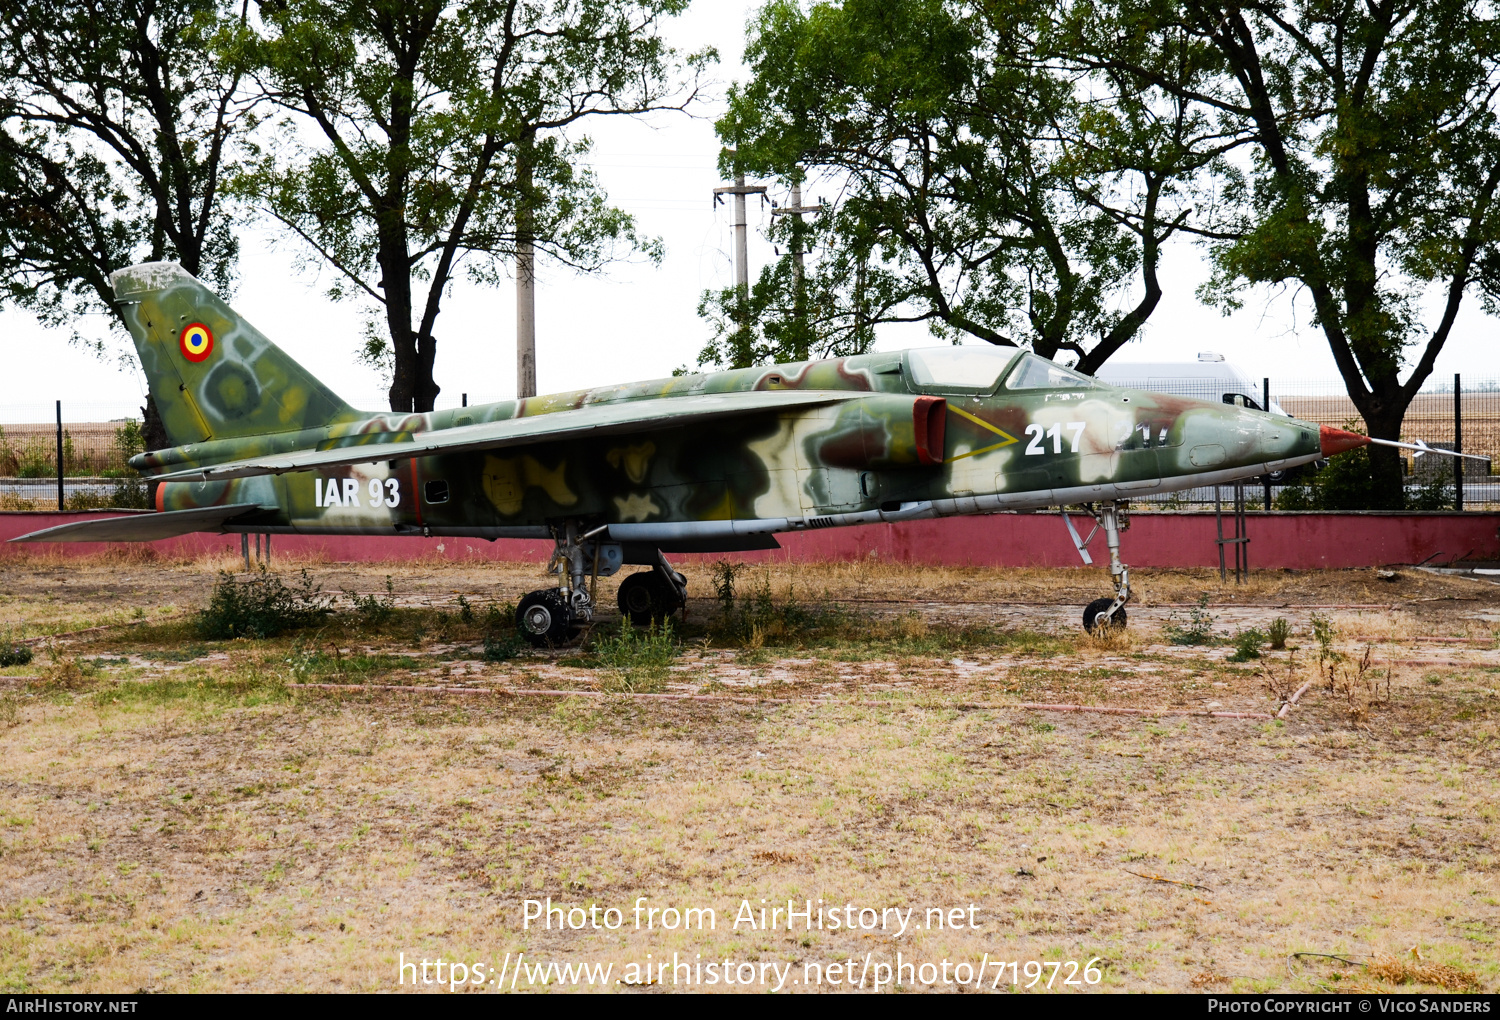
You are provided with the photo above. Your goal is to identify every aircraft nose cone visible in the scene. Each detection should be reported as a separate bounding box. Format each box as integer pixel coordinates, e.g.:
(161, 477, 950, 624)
(1319, 424, 1369, 457)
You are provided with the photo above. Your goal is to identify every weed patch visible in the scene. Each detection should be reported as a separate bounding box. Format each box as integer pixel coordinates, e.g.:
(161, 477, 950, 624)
(1324, 646, 1393, 727)
(198, 568, 332, 639)
(1364, 954, 1479, 991)
(344, 577, 396, 627)
(1228, 628, 1266, 662)
(593, 621, 678, 693)
(0, 641, 33, 668)
(1163, 597, 1216, 646)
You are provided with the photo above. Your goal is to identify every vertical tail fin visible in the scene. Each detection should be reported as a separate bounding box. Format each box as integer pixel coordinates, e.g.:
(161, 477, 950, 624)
(110, 262, 359, 447)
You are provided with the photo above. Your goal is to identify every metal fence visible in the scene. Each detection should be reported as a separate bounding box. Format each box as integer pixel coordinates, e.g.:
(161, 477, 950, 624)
(0, 402, 151, 510)
(1115, 374, 1497, 509)
(2, 376, 1498, 511)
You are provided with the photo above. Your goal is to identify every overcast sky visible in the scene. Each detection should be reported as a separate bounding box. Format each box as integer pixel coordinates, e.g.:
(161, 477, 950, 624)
(3, 0, 1497, 423)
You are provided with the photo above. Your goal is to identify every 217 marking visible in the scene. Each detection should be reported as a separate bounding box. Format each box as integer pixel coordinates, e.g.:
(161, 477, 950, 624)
(1024, 422, 1087, 455)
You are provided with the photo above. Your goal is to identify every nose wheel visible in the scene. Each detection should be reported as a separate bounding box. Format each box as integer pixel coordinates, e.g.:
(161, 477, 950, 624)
(1083, 598, 1127, 634)
(1064, 501, 1131, 633)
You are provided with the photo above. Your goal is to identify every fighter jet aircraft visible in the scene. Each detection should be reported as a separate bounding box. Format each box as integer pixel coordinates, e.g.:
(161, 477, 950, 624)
(14, 262, 1439, 644)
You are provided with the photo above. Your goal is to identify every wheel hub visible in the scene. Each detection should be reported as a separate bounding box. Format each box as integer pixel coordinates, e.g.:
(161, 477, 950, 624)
(522, 604, 553, 634)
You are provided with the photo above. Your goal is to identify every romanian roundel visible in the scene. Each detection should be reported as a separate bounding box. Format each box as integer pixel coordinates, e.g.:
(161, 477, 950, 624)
(179, 322, 214, 363)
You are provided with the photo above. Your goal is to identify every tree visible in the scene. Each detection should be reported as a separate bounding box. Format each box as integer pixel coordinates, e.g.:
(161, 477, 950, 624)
(705, 0, 1231, 371)
(239, 0, 708, 413)
(0, 0, 250, 356)
(1088, 0, 1500, 508)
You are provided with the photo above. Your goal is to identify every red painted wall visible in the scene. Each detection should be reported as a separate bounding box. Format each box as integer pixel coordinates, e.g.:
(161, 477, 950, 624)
(3, 510, 1496, 569)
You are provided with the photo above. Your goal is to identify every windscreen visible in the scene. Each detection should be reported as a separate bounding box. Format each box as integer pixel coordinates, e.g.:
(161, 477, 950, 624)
(1004, 353, 1098, 390)
(905, 346, 1018, 391)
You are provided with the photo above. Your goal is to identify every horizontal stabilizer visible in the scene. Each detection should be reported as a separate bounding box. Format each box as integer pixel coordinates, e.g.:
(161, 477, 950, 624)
(8, 503, 268, 543)
(149, 390, 860, 482)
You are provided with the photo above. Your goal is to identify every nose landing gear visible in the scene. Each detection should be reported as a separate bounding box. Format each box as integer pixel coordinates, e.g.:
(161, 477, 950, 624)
(1064, 501, 1131, 634)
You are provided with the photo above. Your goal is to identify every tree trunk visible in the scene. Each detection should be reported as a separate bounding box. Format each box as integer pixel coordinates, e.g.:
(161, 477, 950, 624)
(382, 243, 419, 413)
(415, 332, 441, 413)
(1361, 408, 1407, 510)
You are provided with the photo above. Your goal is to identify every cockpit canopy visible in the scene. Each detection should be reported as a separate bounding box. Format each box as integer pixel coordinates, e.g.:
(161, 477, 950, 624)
(904, 347, 1097, 393)
(1003, 352, 1098, 391)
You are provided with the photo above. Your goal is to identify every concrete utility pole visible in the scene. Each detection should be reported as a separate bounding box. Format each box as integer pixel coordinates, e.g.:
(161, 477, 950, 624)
(516, 139, 537, 399)
(713, 168, 768, 325)
(770, 182, 825, 322)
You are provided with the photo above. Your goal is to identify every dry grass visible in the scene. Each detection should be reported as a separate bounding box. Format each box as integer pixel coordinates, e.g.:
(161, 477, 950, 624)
(1, 557, 1498, 993)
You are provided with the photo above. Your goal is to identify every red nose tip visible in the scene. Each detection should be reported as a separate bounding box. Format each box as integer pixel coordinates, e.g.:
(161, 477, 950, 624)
(1319, 425, 1370, 457)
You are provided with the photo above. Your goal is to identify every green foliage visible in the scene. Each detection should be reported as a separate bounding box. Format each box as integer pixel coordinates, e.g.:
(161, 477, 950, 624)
(1407, 477, 1456, 512)
(1275, 440, 1391, 511)
(1273, 424, 1456, 511)
(234, 0, 704, 410)
(1163, 596, 1216, 646)
(343, 577, 396, 628)
(1097, 0, 1500, 506)
(482, 632, 524, 663)
(710, 560, 743, 612)
(592, 620, 679, 692)
(0, 641, 34, 668)
(113, 419, 146, 461)
(0, 0, 246, 355)
(0, 430, 52, 478)
(481, 602, 522, 662)
(709, 569, 844, 647)
(695, 220, 875, 369)
(711, 0, 1223, 370)
(1267, 617, 1291, 651)
(198, 568, 332, 640)
(1311, 613, 1341, 665)
(1227, 628, 1266, 663)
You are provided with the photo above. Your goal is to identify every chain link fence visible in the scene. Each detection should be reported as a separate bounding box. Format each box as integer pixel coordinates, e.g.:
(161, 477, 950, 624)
(1118, 375, 1496, 510)
(2, 378, 1496, 511)
(0, 402, 153, 510)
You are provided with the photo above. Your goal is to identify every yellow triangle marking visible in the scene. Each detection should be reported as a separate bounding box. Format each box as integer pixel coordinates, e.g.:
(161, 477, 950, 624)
(945, 405, 1018, 462)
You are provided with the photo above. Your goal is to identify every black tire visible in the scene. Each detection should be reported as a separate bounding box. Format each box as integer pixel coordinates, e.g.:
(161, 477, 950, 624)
(617, 571, 680, 626)
(1083, 598, 1127, 634)
(617, 572, 660, 626)
(516, 589, 572, 647)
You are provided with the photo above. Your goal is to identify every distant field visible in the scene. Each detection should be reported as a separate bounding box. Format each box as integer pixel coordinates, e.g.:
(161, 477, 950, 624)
(1, 557, 1496, 993)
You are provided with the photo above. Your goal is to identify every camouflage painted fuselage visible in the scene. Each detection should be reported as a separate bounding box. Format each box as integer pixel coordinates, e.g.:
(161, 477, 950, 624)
(115, 262, 1324, 549)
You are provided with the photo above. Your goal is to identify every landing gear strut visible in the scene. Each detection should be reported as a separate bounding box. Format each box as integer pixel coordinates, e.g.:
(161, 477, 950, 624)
(1064, 501, 1131, 633)
(514, 522, 679, 646)
(516, 521, 609, 647)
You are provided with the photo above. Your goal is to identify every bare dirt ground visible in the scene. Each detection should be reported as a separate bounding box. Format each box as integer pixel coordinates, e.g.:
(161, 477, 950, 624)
(1, 551, 1497, 994)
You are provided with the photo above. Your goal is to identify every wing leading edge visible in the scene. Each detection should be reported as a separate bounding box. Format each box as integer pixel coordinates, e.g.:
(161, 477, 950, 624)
(148, 390, 860, 483)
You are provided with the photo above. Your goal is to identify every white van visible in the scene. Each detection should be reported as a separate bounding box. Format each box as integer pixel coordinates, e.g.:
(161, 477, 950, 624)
(1093, 352, 1288, 415)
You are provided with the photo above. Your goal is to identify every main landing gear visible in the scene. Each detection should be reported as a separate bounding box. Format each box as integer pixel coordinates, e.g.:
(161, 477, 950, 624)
(1063, 501, 1131, 634)
(514, 522, 685, 647)
(617, 550, 686, 626)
